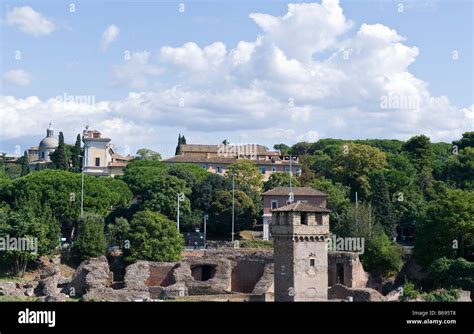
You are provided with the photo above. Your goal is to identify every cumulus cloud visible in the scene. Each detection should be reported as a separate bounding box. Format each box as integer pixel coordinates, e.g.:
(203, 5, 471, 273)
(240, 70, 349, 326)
(100, 24, 120, 51)
(3, 69, 32, 86)
(6, 6, 55, 36)
(160, 42, 227, 71)
(113, 51, 163, 89)
(2, 0, 472, 156)
(249, 1, 352, 62)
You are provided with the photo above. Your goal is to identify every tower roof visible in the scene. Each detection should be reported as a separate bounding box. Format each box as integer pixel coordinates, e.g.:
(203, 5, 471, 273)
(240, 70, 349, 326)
(271, 201, 331, 213)
(262, 186, 327, 196)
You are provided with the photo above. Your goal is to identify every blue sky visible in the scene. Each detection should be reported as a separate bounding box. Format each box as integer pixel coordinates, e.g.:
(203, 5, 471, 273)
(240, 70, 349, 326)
(1, 0, 473, 157)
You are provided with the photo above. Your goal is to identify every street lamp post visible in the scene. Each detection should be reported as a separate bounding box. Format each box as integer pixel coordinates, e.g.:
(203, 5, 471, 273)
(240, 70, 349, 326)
(177, 192, 185, 231)
(231, 173, 236, 242)
(285, 155, 296, 203)
(203, 214, 208, 246)
(80, 154, 86, 218)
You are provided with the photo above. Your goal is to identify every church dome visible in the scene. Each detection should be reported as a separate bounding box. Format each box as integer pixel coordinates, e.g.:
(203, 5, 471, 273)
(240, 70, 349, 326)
(39, 123, 58, 149)
(39, 136, 58, 149)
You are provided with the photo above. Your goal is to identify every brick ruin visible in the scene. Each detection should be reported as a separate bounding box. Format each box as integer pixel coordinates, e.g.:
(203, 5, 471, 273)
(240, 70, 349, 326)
(96, 249, 371, 301)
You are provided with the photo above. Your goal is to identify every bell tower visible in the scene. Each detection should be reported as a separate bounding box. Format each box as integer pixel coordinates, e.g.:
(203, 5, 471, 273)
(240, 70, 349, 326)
(271, 201, 331, 301)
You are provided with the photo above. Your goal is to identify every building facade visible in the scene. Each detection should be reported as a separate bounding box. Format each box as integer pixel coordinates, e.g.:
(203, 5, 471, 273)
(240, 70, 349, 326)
(261, 187, 327, 240)
(82, 127, 131, 177)
(271, 201, 331, 301)
(163, 144, 301, 181)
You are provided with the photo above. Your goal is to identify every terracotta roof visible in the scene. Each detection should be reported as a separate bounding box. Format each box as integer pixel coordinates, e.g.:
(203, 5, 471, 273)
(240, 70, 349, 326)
(262, 187, 327, 196)
(179, 144, 277, 155)
(112, 153, 133, 161)
(163, 156, 301, 166)
(271, 201, 331, 213)
(164, 156, 238, 164)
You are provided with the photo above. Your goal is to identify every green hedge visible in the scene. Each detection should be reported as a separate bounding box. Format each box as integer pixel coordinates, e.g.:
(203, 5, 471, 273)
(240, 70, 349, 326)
(239, 240, 273, 249)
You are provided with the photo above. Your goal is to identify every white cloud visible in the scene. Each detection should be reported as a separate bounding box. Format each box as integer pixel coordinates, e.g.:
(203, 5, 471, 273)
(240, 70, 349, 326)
(249, 1, 352, 62)
(113, 51, 163, 89)
(160, 42, 227, 71)
(3, 69, 32, 86)
(100, 24, 120, 51)
(6, 6, 55, 36)
(2, 0, 472, 156)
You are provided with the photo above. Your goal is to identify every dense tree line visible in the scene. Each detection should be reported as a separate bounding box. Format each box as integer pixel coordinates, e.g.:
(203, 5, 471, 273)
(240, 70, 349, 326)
(0, 131, 472, 294)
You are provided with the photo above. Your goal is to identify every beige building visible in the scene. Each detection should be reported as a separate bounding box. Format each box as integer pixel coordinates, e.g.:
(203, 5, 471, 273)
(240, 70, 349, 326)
(261, 187, 327, 240)
(271, 201, 331, 301)
(163, 144, 301, 180)
(82, 127, 132, 177)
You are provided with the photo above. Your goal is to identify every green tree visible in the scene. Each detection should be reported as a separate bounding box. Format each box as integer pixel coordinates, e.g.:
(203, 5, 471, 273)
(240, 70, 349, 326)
(428, 257, 474, 294)
(20, 151, 29, 176)
(414, 187, 474, 266)
(401, 135, 433, 173)
(107, 217, 130, 247)
(361, 233, 403, 277)
(71, 134, 82, 172)
(50, 132, 69, 170)
(124, 210, 183, 263)
(190, 173, 231, 213)
(122, 160, 168, 195)
(263, 172, 300, 192)
(298, 158, 317, 186)
(11, 170, 131, 222)
(71, 213, 107, 262)
(141, 175, 192, 224)
(354, 139, 404, 154)
(452, 132, 474, 151)
(0, 208, 60, 276)
(273, 143, 290, 156)
(332, 143, 388, 199)
(174, 134, 187, 156)
(370, 171, 395, 237)
(311, 177, 351, 234)
(168, 163, 208, 189)
(136, 148, 162, 161)
(289, 142, 311, 156)
(307, 151, 334, 178)
(209, 190, 257, 237)
(228, 160, 263, 192)
(441, 147, 474, 190)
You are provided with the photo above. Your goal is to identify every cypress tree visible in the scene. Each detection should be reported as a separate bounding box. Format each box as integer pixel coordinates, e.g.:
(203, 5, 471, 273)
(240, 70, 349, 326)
(175, 134, 182, 156)
(71, 134, 82, 172)
(370, 172, 395, 237)
(20, 150, 30, 176)
(51, 132, 69, 170)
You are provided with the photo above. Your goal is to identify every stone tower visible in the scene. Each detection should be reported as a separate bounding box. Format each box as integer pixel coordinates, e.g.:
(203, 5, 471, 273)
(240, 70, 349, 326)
(271, 201, 331, 301)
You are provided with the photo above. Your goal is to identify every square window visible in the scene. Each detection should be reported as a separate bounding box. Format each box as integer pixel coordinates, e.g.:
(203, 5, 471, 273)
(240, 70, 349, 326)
(301, 212, 308, 225)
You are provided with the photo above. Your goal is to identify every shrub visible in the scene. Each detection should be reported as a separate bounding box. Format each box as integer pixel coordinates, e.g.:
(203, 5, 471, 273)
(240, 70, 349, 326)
(400, 279, 420, 301)
(124, 210, 183, 263)
(239, 240, 273, 249)
(422, 289, 460, 302)
(361, 233, 403, 277)
(71, 214, 107, 262)
(428, 257, 474, 294)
